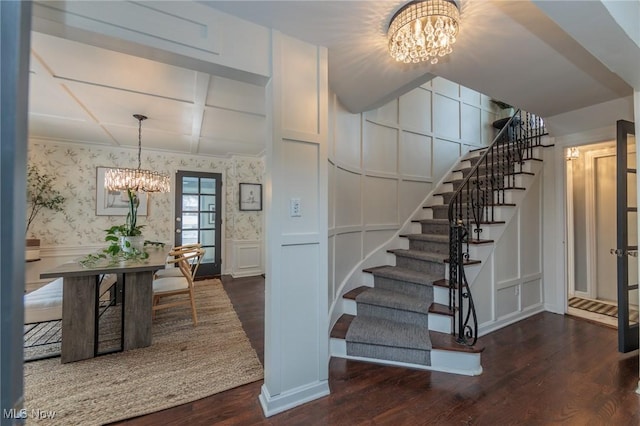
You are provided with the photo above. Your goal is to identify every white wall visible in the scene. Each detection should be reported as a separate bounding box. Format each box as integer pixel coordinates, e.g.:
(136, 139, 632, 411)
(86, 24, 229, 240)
(328, 78, 500, 313)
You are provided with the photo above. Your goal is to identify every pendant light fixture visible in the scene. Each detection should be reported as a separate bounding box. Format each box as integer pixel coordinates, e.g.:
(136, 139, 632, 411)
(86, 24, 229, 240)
(104, 114, 170, 193)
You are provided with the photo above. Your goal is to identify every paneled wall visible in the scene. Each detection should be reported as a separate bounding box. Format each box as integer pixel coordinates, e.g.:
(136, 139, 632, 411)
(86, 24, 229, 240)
(328, 77, 500, 308)
(26, 141, 263, 288)
(475, 174, 545, 333)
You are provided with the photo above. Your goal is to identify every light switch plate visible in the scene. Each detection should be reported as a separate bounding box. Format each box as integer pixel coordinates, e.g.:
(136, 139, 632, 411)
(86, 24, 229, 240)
(290, 198, 301, 217)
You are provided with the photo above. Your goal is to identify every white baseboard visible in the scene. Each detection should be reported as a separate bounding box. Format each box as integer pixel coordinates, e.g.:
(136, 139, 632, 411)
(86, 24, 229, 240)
(259, 381, 330, 417)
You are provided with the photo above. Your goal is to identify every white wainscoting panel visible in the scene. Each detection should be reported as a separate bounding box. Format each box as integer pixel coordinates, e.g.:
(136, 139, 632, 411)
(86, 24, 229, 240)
(399, 88, 432, 133)
(460, 86, 481, 104)
(473, 253, 495, 326)
(280, 40, 319, 135)
(334, 102, 362, 169)
(363, 176, 398, 225)
(522, 277, 543, 308)
(364, 229, 397, 258)
(495, 215, 519, 282)
(521, 177, 542, 276)
(231, 240, 263, 278)
(401, 131, 432, 179)
(365, 99, 398, 125)
(497, 286, 519, 319)
(334, 232, 363, 287)
(461, 103, 481, 145)
(334, 167, 362, 228)
(432, 77, 459, 98)
(400, 180, 433, 220)
(433, 94, 460, 140)
(363, 122, 398, 175)
(433, 138, 461, 178)
(282, 139, 320, 234)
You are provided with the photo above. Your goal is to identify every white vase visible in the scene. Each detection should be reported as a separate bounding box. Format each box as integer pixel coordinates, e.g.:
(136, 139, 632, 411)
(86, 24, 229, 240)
(120, 236, 145, 253)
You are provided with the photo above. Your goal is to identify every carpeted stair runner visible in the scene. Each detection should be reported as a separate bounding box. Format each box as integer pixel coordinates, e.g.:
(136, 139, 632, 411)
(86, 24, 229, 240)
(346, 315, 432, 365)
(341, 147, 508, 368)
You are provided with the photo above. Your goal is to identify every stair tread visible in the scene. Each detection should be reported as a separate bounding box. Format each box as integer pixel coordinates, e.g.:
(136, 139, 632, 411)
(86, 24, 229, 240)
(429, 302, 454, 316)
(363, 265, 441, 286)
(355, 287, 431, 314)
(413, 218, 449, 224)
(389, 249, 481, 265)
(402, 233, 449, 243)
(388, 249, 447, 263)
(429, 330, 485, 353)
(346, 315, 432, 350)
(331, 314, 355, 339)
(344, 286, 369, 300)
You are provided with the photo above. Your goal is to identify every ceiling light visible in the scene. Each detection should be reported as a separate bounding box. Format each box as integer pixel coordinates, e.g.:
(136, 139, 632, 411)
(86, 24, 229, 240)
(104, 114, 170, 193)
(388, 0, 460, 64)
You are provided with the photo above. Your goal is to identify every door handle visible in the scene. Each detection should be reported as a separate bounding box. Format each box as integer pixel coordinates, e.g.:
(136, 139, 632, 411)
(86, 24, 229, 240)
(629, 250, 638, 257)
(176, 229, 181, 234)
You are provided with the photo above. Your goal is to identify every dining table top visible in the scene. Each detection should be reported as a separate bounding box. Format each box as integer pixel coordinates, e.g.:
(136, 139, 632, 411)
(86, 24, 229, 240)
(40, 245, 171, 279)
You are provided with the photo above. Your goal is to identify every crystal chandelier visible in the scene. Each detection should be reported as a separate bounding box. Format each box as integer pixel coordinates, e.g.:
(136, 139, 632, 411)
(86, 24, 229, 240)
(104, 114, 170, 193)
(388, 0, 460, 64)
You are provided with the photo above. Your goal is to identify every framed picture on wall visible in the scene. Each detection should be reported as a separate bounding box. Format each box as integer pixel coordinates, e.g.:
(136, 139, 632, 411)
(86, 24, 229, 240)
(239, 183, 262, 211)
(96, 167, 148, 216)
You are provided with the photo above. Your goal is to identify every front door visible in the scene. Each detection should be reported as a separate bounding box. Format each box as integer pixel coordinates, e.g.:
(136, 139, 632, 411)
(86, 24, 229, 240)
(615, 119, 639, 352)
(175, 171, 222, 277)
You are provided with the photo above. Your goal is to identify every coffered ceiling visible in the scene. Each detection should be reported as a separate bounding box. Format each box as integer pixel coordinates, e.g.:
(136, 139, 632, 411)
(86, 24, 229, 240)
(29, 32, 267, 157)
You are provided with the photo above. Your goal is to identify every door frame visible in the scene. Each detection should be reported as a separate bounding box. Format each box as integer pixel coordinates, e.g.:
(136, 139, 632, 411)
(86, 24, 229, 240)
(171, 168, 226, 275)
(584, 146, 617, 300)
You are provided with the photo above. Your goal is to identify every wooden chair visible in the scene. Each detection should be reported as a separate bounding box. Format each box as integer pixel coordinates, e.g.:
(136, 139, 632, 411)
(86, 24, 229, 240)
(154, 243, 202, 279)
(152, 248, 204, 326)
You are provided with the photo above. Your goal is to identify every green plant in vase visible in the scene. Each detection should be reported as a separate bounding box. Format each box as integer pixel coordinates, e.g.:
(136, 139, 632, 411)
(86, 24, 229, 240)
(26, 165, 66, 261)
(80, 189, 148, 267)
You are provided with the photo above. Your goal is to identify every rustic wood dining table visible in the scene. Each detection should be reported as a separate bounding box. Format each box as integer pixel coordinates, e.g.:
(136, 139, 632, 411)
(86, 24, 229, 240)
(40, 246, 169, 363)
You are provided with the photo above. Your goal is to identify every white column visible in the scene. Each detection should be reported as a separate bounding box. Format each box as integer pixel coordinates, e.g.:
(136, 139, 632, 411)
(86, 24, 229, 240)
(259, 31, 330, 416)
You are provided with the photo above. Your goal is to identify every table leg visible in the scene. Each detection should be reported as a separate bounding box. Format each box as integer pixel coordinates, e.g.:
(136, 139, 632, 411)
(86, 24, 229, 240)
(61, 276, 97, 363)
(122, 270, 153, 350)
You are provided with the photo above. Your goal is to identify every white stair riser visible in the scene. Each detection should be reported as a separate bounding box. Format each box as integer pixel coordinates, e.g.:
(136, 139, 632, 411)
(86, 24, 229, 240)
(343, 298, 357, 316)
(434, 286, 448, 305)
(330, 338, 482, 376)
(429, 313, 452, 333)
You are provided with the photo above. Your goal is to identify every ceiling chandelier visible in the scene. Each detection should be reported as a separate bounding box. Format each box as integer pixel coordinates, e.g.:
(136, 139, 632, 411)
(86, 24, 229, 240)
(104, 114, 170, 193)
(388, 0, 460, 64)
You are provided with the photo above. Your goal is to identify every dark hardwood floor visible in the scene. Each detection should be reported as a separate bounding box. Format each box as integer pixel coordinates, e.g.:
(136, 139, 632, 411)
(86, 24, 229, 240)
(115, 275, 640, 425)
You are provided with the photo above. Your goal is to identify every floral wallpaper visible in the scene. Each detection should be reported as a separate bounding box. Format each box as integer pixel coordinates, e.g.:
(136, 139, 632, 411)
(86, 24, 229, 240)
(28, 142, 263, 247)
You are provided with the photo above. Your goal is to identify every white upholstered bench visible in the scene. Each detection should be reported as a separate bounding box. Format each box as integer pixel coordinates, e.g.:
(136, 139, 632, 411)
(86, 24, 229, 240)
(24, 277, 63, 324)
(24, 274, 118, 325)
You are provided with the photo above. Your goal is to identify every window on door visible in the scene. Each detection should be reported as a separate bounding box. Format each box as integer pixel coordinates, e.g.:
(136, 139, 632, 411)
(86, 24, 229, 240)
(175, 171, 222, 277)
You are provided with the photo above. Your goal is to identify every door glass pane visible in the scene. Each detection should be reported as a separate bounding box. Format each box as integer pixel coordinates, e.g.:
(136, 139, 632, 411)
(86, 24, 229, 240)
(200, 212, 214, 228)
(182, 230, 198, 244)
(202, 248, 215, 263)
(200, 230, 215, 246)
(182, 195, 198, 211)
(200, 195, 215, 211)
(201, 178, 216, 195)
(182, 177, 199, 194)
(182, 213, 199, 229)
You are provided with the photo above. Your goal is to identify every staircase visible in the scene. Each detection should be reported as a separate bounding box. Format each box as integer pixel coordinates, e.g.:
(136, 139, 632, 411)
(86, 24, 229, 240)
(330, 110, 548, 375)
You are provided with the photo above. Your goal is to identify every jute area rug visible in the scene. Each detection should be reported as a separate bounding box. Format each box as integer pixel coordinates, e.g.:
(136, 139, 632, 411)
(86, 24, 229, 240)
(23, 279, 263, 425)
